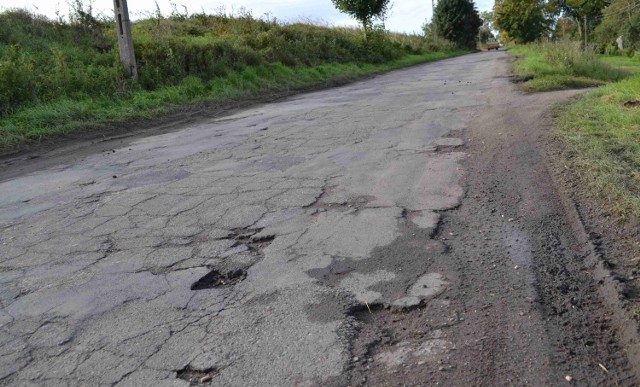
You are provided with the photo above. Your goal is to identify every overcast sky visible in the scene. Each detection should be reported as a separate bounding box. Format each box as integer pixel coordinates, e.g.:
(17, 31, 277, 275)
(0, 0, 494, 34)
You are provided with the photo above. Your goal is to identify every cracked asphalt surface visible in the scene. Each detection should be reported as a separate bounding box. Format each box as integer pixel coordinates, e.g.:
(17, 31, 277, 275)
(0, 52, 633, 386)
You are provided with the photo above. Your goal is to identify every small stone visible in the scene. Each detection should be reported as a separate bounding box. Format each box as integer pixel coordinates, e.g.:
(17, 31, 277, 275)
(565, 375, 573, 382)
(514, 265, 519, 270)
(352, 356, 359, 362)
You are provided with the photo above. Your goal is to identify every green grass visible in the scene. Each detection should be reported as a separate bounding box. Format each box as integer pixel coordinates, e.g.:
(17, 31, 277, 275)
(600, 55, 640, 74)
(509, 42, 640, 218)
(509, 42, 629, 91)
(0, 51, 469, 147)
(556, 74, 640, 218)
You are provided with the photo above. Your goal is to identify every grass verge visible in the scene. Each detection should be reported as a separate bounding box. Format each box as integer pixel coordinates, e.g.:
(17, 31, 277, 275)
(509, 42, 629, 92)
(0, 51, 469, 148)
(555, 74, 640, 218)
(600, 55, 640, 75)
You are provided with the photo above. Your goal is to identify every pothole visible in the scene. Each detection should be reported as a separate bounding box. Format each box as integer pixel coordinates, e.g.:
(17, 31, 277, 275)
(305, 185, 376, 211)
(176, 366, 219, 385)
(190, 227, 276, 290)
(312, 195, 375, 211)
(191, 269, 247, 290)
(221, 227, 275, 253)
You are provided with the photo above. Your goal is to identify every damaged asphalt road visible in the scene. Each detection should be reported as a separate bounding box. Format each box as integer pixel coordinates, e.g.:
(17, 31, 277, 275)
(0, 51, 635, 386)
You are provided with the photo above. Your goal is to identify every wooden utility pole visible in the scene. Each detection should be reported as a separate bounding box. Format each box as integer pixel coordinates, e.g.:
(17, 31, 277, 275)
(583, 15, 588, 47)
(113, 0, 138, 80)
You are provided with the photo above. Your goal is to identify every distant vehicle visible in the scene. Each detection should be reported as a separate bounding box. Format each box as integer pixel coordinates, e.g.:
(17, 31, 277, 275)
(481, 42, 500, 51)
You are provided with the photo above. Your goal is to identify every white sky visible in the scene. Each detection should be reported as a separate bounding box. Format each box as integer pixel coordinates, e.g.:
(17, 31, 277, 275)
(0, 0, 494, 34)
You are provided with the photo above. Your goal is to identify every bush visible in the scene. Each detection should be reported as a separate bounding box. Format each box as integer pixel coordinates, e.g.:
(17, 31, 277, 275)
(0, 46, 35, 115)
(541, 41, 626, 81)
(604, 44, 620, 56)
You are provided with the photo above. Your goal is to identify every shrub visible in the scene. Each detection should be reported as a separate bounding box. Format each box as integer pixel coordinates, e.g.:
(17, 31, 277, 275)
(541, 41, 626, 81)
(0, 45, 35, 115)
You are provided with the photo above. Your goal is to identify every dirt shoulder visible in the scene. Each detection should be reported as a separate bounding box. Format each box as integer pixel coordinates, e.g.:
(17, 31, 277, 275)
(344, 55, 639, 386)
(544, 105, 640, 376)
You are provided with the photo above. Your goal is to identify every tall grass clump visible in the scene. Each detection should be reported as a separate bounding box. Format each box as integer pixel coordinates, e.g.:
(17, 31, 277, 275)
(510, 41, 629, 91)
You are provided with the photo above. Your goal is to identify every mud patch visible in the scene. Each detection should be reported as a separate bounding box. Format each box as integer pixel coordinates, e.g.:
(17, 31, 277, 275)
(346, 299, 461, 386)
(176, 365, 219, 385)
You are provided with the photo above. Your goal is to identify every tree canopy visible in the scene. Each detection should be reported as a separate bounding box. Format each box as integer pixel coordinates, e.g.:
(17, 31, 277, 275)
(331, 0, 391, 40)
(479, 10, 495, 43)
(434, 0, 483, 48)
(493, 0, 548, 43)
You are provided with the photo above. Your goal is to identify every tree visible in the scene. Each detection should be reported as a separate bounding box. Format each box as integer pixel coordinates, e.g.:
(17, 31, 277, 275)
(434, 0, 483, 48)
(480, 28, 494, 43)
(493, 0, 548, 43)
(331, 0, 391, 42)
(594, 0, 640, 51)
(551, 0, 606, 43)
(480, 10, 494, 30)
(554, 16, 579, 40)
(479, 10, 495, 42)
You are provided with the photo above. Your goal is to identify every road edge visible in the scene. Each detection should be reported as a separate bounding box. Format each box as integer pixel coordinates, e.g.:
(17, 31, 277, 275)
(0, 52, 474, 162)
(542, 113, 640, 380)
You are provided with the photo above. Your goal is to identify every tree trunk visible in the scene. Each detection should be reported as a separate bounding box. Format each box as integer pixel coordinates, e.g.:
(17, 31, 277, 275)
(360, 18, 369, 45)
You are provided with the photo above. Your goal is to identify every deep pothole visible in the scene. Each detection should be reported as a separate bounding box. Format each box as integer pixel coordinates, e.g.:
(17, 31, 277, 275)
(176, 366, 219, 385)
(191, 269, 247, 290)
(191, 227, 275, 291)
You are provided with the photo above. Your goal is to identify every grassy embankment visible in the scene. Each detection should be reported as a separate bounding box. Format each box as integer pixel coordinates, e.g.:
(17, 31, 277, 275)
(0, 8, 469, 147)
(556, 71, 640, 218)
(509, 41, 640, 218)
(509, 42, 629, 92)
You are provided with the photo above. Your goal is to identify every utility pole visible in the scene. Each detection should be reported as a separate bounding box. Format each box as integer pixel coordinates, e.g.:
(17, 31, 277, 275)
(113, 0, 138, 80)
(432, 0, 438, 45)
(583, 15, 588, 48)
